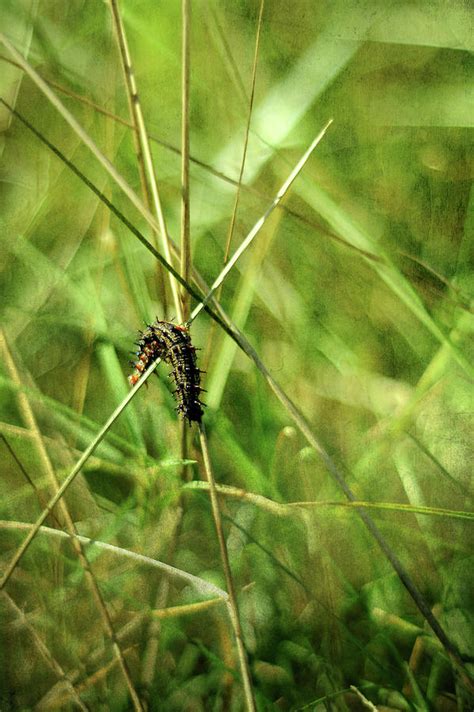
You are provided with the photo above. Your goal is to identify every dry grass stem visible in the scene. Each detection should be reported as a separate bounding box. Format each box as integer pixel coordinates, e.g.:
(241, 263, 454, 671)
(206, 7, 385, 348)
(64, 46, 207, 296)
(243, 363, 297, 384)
(180, 0, 191, 319)
(199, 423, 256, 712)
(184, 481, 473, 521)
(109, 0, 182, 321)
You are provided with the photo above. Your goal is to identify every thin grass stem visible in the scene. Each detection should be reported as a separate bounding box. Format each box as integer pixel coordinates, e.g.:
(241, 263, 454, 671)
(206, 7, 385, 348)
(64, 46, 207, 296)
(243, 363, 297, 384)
(198, 422, 256, 712)
(189, 119, 333, 323)
(180, 0, 191, 319)
(109, 0, 182, 321)
(222, 0, 264, 267)
(109, 0, 151, 210)
(183, 481, 474, 521)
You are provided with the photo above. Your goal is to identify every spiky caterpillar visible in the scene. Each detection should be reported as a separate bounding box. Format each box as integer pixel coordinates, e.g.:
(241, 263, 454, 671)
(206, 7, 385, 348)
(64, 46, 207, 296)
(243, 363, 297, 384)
(129, 320, 205, 425)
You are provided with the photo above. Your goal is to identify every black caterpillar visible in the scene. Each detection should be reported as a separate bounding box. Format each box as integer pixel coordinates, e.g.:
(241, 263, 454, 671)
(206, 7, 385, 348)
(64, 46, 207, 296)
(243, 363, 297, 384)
(129, 320, 205, 425)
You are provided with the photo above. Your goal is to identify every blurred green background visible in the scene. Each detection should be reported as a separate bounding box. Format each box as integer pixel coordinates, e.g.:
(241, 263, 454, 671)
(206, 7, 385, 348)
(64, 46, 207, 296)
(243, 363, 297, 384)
(0, 0, 473, 709)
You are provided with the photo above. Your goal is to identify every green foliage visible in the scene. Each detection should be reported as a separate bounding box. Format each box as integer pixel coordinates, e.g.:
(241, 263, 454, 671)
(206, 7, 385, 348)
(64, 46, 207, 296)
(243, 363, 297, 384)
(0, 0, 473, 709)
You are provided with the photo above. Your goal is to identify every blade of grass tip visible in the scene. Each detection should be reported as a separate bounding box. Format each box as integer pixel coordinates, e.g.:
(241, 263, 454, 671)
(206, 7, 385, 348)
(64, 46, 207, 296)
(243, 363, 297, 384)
(349, 685, 379, 712)
(0, 355, 161, 592)
(109, 0, 182, 322)
(152, 598, 225, 619)
(198, 423, 256, 712)
(189, 118, 333, 323)
(0, 332, 144, 711)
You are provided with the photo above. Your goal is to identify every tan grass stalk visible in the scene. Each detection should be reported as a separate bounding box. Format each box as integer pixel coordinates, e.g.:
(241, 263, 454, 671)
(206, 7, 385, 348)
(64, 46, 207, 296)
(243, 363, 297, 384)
(180, 0, 191, 318)
(177, 0, 192, 482)
(183, 481, 474, 521)
(109, 0, 150, 209)
(198, 423, 256, 712)
(109, 0, 182, 321)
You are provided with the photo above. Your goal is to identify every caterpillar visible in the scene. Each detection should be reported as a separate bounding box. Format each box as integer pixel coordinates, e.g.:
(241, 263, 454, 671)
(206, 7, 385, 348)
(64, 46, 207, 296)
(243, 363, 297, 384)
(129, 320, 205, 425)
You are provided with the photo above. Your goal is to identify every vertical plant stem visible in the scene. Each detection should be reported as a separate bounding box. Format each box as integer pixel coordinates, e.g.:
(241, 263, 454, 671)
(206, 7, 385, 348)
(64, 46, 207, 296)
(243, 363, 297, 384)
(108, 1, 182, 321)
(109, 0, 150, 209)
(198, 423, 256, 712)
(180, 0, 191, 321)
